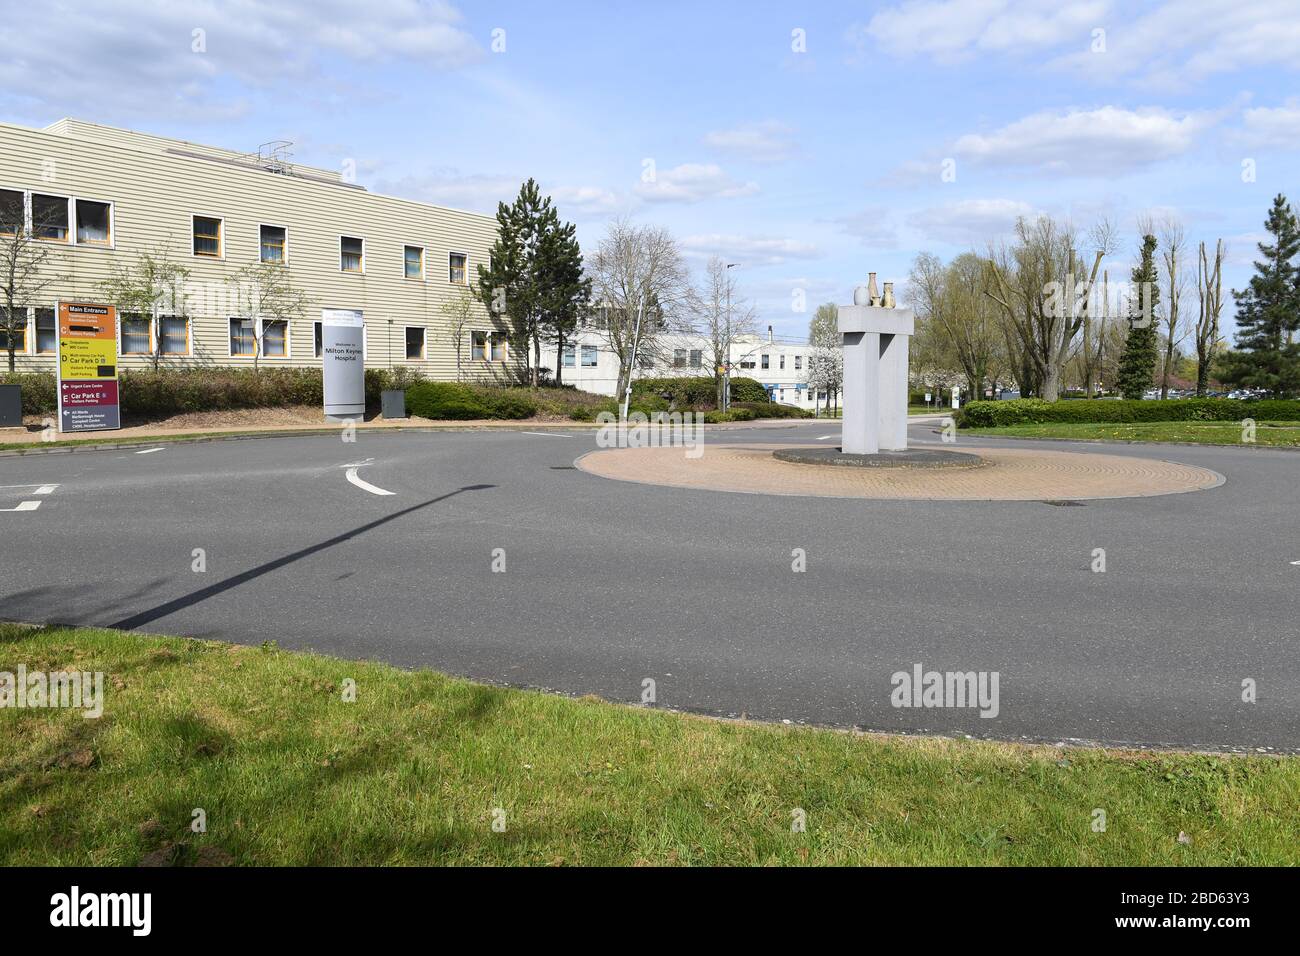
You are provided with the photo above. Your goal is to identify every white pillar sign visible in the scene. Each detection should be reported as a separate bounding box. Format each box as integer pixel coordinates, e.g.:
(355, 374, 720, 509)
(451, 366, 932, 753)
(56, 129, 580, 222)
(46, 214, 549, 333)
(836, 280, 915, 455)
(322, 309, 365, 419)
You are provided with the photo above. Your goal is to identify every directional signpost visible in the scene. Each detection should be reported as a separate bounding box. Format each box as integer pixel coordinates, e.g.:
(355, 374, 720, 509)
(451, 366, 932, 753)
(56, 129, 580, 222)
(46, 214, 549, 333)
(57, 302, 120, 433)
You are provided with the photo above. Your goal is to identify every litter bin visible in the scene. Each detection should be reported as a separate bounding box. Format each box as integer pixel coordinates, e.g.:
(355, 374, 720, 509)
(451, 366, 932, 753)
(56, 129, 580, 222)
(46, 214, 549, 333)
(381, 389, 407, 420)
(0, 384, 21, 428)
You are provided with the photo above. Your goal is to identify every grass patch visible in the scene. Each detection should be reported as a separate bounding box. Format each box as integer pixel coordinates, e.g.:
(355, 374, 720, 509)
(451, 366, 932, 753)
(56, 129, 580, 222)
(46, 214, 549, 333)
(963, 420, 1300, 447)
(2, 623, 1297, 866)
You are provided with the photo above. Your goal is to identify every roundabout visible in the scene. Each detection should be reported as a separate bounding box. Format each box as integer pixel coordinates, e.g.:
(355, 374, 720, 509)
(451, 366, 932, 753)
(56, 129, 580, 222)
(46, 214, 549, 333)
(576, 441, 1225, 501)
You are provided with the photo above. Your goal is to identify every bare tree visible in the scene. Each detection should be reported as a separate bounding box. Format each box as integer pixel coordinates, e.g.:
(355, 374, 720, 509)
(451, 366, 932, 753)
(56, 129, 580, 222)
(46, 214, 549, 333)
(0, 197, 65, 372)
(438, 286, 478, 383)
(225, 262, 309, 371)
(97, 245, 191, 371)
(1159, 218, 1189, 398)
(985, 216, 1114, 401)
(586, 218, 695, 416)
(696, 256, 756, 407)
(1195, 238, 1225, 397)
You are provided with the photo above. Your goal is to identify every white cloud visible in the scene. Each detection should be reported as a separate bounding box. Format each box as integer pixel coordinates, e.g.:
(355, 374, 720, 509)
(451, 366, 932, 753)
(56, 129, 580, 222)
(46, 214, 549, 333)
(858, 0, 1108, 61)
(704, 121, 797, 163)
(1237, 103, 1300, 150)
(549, 186, 628, 218)
(952, 106, 1214, 175)
(831, 207, 899, 249)
(858, 0, 1300, 90)
(635, 164, 760, 203)
(908, 198, 1037, 245)
(680, 234, 821, 267)
(0, 0, 482, 120)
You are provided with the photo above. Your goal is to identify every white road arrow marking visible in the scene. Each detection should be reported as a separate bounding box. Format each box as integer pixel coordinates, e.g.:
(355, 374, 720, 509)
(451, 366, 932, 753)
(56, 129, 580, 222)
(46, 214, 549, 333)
(341, 458, 395, 496)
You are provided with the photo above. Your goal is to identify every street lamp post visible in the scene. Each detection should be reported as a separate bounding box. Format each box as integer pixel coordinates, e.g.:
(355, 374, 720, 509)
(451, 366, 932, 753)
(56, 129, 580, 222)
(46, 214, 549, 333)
(723, 262, 738, 411)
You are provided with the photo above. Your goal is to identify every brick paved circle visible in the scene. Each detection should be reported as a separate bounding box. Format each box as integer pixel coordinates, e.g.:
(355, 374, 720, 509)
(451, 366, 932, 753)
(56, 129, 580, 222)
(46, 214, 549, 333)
(575, 443, 1225, 500)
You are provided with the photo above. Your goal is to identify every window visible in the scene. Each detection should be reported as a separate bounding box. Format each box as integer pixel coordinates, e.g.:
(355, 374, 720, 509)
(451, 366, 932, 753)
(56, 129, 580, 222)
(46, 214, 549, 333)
(740, 358, 755, 369)
(340, 236, 364, 273)
(0, 189, 23, 237)
(76, 199, 111, 245)
(313, 321, 323, 358)
(35, 308, 56, 353)
(779, 355, 785, 371)
(689, 349, 702, 369)
(159, 316, 188, 354)
(581, 345, 598, 367)
(794, 355, 802, 371)
(120, 314, 151, 354)
(404, 246, 424, 279)
(193, 216, 222, 257)
(449, 252, 467, 284)
(261, 319, 287, 357)
(562, 344, 575, 368)
(761, 354, 770, 370)
(673, 349, 687, 368)
(0, 308, 25, 352)
(405, 326, 425, 359)
(230, 318, 256, 356)
(260, 225, 287, 264)
(32, 194, 68, 242)
(471, 330, 487, 361)
(490, 331, 507, 362)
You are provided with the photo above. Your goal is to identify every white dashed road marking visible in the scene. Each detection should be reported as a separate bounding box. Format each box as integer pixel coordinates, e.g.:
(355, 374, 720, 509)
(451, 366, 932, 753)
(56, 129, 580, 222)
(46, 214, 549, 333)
(135, 447, 165, 455)
(0, 501, 41, 512)
(522, 431, 574, 438)
(816, 434, 837, 441)
(0, 483, 59, 513)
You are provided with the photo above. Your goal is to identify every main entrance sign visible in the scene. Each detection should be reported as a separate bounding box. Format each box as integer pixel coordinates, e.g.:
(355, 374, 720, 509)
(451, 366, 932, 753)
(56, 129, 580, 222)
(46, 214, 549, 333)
(57, 301, 120, 433)
(322, 308, 365, 419)
(837, 275, 914, 455)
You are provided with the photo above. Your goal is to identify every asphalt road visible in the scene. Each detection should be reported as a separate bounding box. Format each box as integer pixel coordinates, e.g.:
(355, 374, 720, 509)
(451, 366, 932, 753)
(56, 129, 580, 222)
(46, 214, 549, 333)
(1, 420, 1297, 752)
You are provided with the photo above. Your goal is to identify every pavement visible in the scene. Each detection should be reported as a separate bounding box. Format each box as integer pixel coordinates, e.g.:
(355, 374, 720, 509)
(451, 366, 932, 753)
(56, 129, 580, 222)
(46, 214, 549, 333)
(1, 418, 1297, 753)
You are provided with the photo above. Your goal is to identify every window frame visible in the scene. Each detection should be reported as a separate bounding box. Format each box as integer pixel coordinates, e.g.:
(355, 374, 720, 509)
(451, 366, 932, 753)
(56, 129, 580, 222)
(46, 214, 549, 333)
(192, 214, 225, 259)
(228, 316, 257, 357)
(74, 196, 114, 248)
(581, 344, 598, 368)
(448, 250, 468, 285)
(34, 306, 57, 354)
(404, 244, 425, 281)
(405, 325, 426, 360)
(258, 223, 289, 265)
(157, 314, 191, 357)
(0, 305, 29, 354)
(0, 186, 28, 239)
(258, 317, 290, 359)
(340, 235, 365, 274)
(119, 313, 153, 356)
(470, 329, 488, 362)
(31, 192, 71, 244)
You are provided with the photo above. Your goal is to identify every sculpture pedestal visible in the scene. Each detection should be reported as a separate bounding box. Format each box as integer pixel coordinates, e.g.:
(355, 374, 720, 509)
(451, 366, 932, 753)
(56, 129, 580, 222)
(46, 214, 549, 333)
(837, 304, 914, 455)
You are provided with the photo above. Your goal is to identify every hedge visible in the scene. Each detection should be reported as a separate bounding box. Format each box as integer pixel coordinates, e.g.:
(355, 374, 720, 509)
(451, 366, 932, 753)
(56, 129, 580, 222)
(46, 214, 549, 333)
(404, 381, 539, 421)
(731, 400, 811, 419)
(957, 397, 1300, 428)
(629, 375, 772, 408)
(0, 368, 427, 419)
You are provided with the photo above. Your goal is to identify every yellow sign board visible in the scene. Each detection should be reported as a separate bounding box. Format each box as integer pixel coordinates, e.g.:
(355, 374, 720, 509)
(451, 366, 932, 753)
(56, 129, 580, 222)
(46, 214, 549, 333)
(57, 302, 121, 432)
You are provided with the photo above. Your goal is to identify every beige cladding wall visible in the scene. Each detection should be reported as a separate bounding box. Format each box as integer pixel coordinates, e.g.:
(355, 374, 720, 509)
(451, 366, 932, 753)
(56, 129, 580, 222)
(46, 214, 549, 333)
(0, 120, 519, 381)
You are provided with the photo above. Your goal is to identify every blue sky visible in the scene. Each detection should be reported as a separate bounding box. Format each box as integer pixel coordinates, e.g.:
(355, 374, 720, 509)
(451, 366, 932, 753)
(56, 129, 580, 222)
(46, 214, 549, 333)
(3, 0, 1298, 340)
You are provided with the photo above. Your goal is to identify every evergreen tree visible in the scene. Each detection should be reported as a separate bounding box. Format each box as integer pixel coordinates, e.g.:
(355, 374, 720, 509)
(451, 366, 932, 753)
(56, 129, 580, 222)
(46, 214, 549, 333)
(1222, 194, 1300, 397)
(476, 179, 589, 387)
(1116, 233, 1161, 400)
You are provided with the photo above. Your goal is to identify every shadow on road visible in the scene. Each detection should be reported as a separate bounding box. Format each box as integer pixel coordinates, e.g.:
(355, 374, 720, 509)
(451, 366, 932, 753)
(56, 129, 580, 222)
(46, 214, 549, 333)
(109, 484, 495, 631)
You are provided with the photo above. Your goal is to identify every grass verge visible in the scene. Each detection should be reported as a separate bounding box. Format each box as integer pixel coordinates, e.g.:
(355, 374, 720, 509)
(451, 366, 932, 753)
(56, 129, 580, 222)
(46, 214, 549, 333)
(963, 420, 1300, 447)
(2, 623, 1297, 866)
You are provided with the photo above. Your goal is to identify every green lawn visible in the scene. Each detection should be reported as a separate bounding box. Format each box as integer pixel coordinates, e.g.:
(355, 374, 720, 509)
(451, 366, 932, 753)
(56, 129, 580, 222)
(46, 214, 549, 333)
(963, 420, 1300, 447)
(2, 624, 1297, 866)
